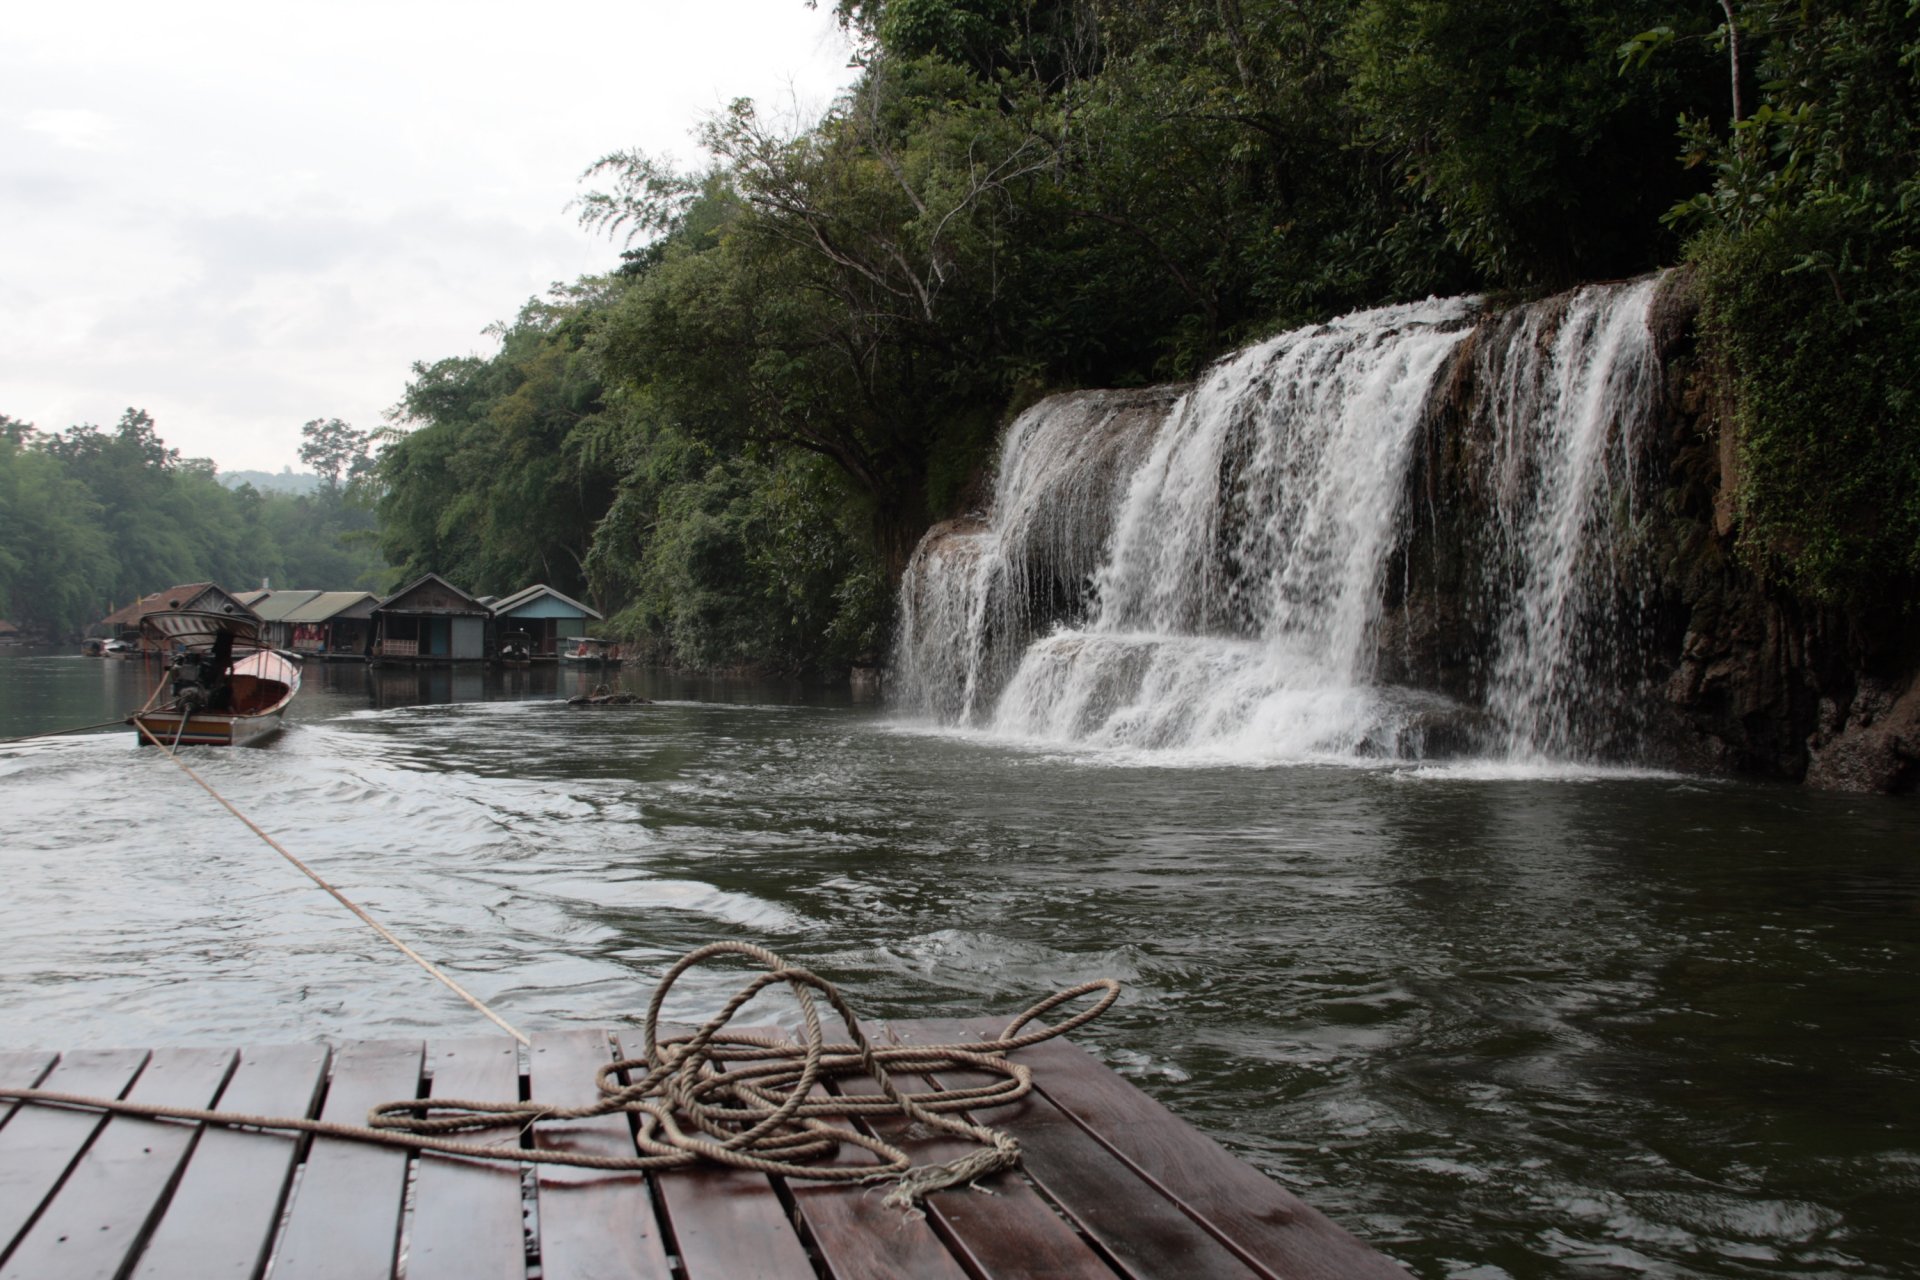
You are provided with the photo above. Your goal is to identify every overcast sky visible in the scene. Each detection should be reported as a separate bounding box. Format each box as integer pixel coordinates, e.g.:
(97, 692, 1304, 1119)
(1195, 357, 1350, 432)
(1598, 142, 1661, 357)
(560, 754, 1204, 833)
(2, 2, 857, 473)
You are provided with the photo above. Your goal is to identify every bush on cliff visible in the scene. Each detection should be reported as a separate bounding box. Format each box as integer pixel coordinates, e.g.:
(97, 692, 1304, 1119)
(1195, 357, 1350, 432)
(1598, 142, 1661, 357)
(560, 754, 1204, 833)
(1676, 0, 1920, 603)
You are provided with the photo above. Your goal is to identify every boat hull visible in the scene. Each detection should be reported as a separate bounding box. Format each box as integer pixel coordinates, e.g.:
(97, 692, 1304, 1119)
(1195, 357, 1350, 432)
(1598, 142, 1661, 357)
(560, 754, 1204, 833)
(129, 646, 301, 748)
(130, 707, 289, 747)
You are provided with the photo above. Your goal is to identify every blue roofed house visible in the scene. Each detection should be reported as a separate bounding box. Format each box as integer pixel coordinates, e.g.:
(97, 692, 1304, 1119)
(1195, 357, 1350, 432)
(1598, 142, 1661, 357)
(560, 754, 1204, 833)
(488, 584, 602, 661)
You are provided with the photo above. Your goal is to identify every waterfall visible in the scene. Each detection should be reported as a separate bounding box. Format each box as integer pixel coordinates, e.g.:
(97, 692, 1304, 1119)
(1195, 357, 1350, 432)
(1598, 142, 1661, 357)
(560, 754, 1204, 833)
(892, 388, 1170, 723)
(1477, 279, 1664, 759)
(894, 280, 1666, 765)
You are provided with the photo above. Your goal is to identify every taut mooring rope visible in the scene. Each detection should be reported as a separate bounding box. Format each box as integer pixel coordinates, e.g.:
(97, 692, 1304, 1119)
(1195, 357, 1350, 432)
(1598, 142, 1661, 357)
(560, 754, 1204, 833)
(0, 941, 1122, 1206)
(0, 716, 141, 746)
(126, 712, 531, 1046)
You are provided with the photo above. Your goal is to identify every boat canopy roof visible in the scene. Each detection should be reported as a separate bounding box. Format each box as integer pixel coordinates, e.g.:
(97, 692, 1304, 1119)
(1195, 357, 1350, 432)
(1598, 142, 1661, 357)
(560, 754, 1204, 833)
(139, 607, 269, 653)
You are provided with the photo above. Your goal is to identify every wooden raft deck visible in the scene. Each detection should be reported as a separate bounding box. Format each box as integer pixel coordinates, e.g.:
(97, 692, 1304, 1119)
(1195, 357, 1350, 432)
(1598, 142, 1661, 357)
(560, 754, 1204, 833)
(0, 1018, 1408, 1279)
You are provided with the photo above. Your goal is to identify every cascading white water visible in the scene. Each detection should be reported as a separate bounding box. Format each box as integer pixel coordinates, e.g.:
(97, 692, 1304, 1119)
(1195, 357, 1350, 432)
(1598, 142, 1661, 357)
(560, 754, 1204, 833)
(1478, 279, 1662, 759)
(894, 279, 1667, 765)
(991, 298, 1475, 755)
(891, 389, 1169, 723)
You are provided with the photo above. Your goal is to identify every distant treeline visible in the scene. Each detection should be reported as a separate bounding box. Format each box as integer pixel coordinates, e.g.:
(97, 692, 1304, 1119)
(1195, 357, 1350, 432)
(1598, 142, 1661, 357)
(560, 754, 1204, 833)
(373, 0, 1918, 675)
(0, 411, 384, 637)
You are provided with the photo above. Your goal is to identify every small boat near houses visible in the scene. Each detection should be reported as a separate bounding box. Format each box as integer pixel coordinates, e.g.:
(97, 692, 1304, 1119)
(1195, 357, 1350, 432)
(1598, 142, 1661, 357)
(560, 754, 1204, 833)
(496, 629, 534, 666)
(560, 635, 623, 665)
(128, 607, 301, 747)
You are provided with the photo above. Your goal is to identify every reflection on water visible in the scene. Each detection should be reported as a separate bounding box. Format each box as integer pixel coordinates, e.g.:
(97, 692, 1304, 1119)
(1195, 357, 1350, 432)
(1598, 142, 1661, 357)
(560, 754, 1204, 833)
(1, 650, 1917, 1279)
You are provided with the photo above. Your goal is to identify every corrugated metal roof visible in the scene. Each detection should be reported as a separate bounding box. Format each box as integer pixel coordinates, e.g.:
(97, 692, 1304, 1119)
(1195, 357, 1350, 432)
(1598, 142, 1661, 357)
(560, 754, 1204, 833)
(281, 591, 379, 623)
(246, 589, 327, 622)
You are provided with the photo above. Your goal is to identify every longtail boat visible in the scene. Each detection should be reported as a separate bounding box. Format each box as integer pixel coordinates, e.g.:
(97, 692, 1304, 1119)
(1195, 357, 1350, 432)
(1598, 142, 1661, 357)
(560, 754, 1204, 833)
(128, 607, 302, 747)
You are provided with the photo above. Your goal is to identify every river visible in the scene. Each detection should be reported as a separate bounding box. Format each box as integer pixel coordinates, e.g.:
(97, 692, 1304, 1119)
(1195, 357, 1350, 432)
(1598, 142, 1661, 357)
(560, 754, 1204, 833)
(1, 650, 1916, 1279)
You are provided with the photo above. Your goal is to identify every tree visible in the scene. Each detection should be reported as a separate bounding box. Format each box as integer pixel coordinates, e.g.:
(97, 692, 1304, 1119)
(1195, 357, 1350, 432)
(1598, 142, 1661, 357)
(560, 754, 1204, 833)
(376, 286, 623, 599)
(0, 431, 111, 632)
(1341, 0, 1727, 287)
(0, 408, 378, 632)
(298, 417, 372, 490)
(1660, 0, 1920, 599)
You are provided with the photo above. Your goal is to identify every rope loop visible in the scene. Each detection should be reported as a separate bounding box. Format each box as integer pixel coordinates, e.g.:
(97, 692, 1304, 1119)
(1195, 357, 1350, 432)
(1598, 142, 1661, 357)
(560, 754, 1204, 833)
(10, 945, 1124, 1207)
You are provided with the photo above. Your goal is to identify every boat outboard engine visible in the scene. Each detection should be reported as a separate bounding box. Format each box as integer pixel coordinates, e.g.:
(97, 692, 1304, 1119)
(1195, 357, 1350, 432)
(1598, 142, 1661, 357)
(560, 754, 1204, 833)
(170, 652, 212, 711)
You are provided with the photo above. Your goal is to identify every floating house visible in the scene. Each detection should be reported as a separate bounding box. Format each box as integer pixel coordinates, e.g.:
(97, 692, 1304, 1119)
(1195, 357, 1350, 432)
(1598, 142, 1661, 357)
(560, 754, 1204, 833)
(287, 591, 380, 658)
(371, 574, 490, 662)
(235, 588, 319, 651)
(238, 588, 379, 659)
(487, 584, 602, 660)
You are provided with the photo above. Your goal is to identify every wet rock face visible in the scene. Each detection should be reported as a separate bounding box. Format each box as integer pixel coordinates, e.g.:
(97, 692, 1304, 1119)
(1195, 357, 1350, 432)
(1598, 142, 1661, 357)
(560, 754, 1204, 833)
(1805, 678, 1920, 794)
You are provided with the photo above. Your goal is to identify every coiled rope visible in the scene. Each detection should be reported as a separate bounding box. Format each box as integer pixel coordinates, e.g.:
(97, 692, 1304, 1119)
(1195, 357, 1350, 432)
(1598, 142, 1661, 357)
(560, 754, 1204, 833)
(0, 941, 1121, 1206)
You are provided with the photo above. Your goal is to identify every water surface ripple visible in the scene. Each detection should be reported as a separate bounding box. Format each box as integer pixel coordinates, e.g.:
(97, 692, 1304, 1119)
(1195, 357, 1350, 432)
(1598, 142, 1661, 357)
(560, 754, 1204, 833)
(2, 656, 1917, 1279)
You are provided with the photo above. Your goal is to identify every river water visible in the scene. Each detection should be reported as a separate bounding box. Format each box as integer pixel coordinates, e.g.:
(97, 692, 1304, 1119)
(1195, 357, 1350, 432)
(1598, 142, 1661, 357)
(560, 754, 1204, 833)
(2, 651, 1916, 1279)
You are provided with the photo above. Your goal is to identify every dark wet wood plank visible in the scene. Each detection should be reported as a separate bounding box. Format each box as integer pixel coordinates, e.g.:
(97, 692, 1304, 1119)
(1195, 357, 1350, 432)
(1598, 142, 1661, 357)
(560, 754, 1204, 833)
(131, 1043, 332, 1280)
(0, 1046, 236, 1280)
(836, 1057, 1120, 1280)
(634, 1030, 816, 1280)
(408, 1038, 527, 1280)
(653, 1161, 815, 1280)
(959, 1020, 1411, 1280)
(786, 1100, 973, 1280)
(271, 1039, 423, 1280)
(527, 1029, 673, 1280)
(0, 1048, 150, 1263)
(901, 1020, 1267, 1280)
(0, 1054, 56, 1130)
(726, 1029, 974, 1280)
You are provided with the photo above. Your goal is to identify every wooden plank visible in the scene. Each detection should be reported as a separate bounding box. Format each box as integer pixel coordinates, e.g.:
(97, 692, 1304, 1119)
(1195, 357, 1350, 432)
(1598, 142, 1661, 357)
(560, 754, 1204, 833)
(0, 1054, 57, 1130)
(836, 1062, 1121, 1280)
(0, 1046, 237, 1280)
(406, 1038, 526, 1280)
(130, 1042, 331, 1280)
(0, 1048, 150, 1263)
(973, 1021, 1413, 1280)
(897, 1020, 1268, 1280)
(633, 1030, 817, 1280)
(695, 1022, 975, 1280)
(270, 1040, 423, 1280)
(526, 1029, 673, 1280)
(785, 1091, 973, 1280)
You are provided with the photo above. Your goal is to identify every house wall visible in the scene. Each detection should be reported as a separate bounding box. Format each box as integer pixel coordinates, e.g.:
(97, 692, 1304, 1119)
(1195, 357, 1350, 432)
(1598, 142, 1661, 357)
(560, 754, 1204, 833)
(451, 617, 483, 660)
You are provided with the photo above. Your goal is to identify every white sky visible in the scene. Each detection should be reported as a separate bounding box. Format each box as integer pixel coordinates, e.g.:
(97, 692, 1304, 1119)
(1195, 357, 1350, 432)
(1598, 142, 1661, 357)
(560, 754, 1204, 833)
(1, 2, 857, 472)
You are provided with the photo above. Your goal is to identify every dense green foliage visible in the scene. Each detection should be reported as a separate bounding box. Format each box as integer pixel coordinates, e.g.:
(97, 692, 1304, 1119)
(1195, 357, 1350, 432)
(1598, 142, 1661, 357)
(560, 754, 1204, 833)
(1662, 0, 1920, 601)
(0, 410, 384, 637)
(378, 288, 621, 598)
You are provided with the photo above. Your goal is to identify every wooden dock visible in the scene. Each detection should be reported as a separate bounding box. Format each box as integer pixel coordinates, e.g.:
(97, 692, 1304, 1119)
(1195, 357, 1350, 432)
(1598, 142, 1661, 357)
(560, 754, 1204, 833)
(0, 1018, 1408, 1279)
